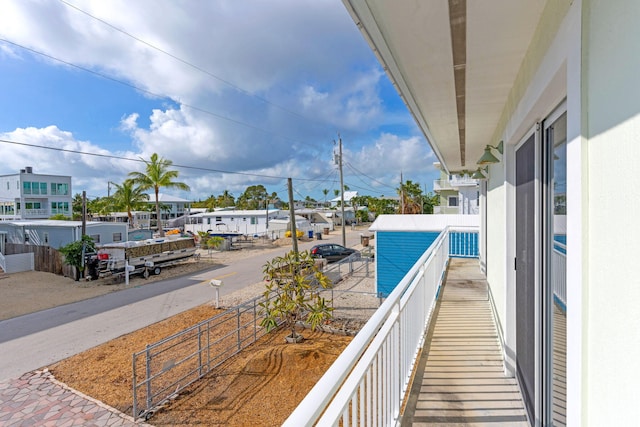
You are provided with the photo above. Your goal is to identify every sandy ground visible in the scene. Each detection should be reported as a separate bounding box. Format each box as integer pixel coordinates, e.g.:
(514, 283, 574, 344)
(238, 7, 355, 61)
(0, 237, 293, 321)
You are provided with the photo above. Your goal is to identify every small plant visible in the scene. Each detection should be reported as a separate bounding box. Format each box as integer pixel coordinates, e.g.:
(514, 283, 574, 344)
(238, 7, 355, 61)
(59, 235, 96, 281)
(206, 236, 225, 250)
(259, 250, 333, 343)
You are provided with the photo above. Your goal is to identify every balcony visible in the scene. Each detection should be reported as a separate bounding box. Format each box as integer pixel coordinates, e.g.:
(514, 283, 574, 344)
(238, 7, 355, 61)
(433, 177, 478, 192)
(433, 205, 460, 215)
(285, 227, 530, 426)
(16, 209, 49, 219)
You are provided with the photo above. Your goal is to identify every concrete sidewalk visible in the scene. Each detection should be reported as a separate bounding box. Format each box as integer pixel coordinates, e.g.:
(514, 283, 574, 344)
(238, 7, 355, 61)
(0, 369, 149, 426)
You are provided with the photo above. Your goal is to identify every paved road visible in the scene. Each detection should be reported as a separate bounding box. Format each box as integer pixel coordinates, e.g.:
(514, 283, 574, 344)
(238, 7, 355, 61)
(0, 230, 363, 381)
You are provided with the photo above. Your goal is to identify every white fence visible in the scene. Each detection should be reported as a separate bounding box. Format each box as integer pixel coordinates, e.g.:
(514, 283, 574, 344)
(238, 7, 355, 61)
(0, 252, 34, 273)
(284, 227, 458, 426)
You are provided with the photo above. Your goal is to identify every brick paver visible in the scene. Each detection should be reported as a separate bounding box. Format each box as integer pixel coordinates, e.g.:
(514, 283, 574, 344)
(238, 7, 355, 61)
(0, 370, 149, 426)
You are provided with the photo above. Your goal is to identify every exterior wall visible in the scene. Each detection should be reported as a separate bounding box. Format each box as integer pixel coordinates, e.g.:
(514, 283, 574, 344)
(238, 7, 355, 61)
(184, 210, 280, 236)
(375, 231, 439, 296)
(0, 222, 127, 248)
(485, 163, 508, 362)
(0, 171, 72, 219)
(584, 0, 640, 422)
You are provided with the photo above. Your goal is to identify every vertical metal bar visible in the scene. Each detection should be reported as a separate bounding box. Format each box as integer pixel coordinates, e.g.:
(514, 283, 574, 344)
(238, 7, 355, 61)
(132, 353, 138, 420)
(207, 320, 211, 371)
(237, 307, 241, 351)
(145, 344, 152, 411)
(198, 324, 203, 377)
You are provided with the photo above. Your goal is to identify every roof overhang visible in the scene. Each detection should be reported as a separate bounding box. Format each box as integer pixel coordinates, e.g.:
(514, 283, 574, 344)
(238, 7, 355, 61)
(342, 0, 546, 173)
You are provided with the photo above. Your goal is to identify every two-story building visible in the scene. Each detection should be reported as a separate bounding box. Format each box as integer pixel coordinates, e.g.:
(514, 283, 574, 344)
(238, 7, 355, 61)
(432, 162, 479, 214)
(0, 167, 72, 220)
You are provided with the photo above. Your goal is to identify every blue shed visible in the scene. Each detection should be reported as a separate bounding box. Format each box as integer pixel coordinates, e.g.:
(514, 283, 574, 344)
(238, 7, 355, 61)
(369, 214, 480, 296)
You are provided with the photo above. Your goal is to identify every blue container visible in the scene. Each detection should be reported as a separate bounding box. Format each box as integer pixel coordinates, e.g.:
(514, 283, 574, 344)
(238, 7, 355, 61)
(308, 230, 314, 238)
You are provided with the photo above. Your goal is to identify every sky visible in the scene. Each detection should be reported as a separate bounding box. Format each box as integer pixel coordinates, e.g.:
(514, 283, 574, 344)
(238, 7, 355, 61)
(0, 0, 439, 203)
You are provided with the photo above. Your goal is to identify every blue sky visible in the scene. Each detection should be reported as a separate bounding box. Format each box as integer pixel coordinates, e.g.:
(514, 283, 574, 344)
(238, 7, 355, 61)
(0, 0, 438, 202)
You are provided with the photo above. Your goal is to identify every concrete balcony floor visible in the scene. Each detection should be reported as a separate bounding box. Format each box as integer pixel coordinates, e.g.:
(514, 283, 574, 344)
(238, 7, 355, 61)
(402, 258, 529, 426)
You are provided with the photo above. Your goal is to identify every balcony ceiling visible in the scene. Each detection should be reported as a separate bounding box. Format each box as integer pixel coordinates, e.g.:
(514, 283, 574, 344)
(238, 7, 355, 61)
(343, 0, 546, 173)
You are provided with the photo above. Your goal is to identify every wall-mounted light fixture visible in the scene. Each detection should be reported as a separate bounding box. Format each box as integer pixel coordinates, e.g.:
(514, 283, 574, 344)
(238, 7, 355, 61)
(471, 166, 488, 180)
(477, 140, 504, 165)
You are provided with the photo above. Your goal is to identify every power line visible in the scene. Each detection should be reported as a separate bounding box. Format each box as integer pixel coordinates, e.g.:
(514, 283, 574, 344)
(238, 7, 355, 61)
(344, 162, 395, 190)
(0, 38, 308, 146)
(0, 138, 328, 182)
(58, 0, 334, 135)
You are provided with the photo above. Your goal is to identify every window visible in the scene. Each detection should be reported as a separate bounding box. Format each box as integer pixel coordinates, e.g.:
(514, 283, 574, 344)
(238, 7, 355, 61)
(24, 232, 29, 243)
(31, 182, 39, 195)
(40, 183, 47, 194)
(251, 217, 257, 225)
(216, 216, 222, 222)
(51, 183, 69, 195)
(51, 202, 70, 215)
(113, 232, 123, 242)
(44, 232, 49, 245)
(90, 234, 101, 243)
(448, 196, 459, 207)
(23, 182, 31, 194)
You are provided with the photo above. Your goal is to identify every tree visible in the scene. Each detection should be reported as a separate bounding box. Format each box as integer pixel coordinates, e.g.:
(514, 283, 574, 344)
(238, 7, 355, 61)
(322, 189, 329, 206)
(110, 179, 149, 226)
(216, 190, 235, 208)
(422, 192, 440, 214)
(236, 185, 268, 210)
(128, 153, 190, 236)
(259, 250, 333, 343)
(59, 235, 96, 281)
(397, 180, 423, 214)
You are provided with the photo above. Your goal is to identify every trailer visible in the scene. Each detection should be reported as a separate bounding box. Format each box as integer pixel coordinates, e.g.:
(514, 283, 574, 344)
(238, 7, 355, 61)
(94, 236, 197, 280)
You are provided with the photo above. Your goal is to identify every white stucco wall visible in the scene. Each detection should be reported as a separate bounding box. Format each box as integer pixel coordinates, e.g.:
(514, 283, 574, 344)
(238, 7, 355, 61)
(584, 0, 640, 422)
(485, 163, 508, 356)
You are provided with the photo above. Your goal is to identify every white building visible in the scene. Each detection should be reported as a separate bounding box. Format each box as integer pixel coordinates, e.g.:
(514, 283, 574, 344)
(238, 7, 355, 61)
(144, 193, 191, 228)
(290, 1, 640, 425)
(0, 167, 72, 220)
(184, 209, 280, 236)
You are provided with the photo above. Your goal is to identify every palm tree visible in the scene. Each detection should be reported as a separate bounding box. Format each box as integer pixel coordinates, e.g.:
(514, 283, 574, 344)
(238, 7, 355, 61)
(129, 153, 190, 236)
(322, 189, 329, 206)
(110, 179, 149, 227)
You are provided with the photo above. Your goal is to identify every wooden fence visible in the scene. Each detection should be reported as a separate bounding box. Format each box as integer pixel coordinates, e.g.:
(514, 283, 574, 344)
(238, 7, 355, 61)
(5, 243, 73, 277)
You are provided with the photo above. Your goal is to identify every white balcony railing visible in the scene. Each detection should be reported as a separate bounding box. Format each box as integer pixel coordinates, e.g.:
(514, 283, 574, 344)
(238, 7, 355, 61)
(552, 242, 567, 309)
(284, 226, 479, 426)
(433, 177, 478, 191)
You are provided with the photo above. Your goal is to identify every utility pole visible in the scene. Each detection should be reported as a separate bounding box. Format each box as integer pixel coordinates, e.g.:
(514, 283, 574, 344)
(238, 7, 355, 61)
(337, 136, 346, 247)
(287, 178, 299, 259)
(81, 190, 87, 236)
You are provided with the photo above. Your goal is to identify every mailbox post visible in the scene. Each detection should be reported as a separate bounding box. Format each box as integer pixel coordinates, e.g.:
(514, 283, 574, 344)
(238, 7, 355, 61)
(209, 279, 223, 308)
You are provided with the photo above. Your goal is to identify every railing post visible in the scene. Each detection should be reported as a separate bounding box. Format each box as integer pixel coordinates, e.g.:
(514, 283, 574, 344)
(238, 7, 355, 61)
(198, 324, 203, 377)
(145, 344, 152, 412)
(132, 354, 138, 420)
(237, 307, 241, 351)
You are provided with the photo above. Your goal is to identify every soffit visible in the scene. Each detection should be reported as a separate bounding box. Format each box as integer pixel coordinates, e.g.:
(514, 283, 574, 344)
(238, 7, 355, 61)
(343, 0, 546, 173)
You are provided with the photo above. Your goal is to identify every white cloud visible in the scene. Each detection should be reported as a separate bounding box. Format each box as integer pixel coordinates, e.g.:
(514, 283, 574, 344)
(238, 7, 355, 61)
(0, 0, 437, 199)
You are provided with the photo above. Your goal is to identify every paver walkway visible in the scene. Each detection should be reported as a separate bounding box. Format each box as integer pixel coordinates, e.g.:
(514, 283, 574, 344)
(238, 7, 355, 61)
(0, 370, 149, 426)
(403, 258, 529, 426)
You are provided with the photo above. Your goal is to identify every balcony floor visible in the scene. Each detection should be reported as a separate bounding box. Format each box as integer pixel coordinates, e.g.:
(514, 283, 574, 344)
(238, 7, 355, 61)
(402, 258, 529, 426)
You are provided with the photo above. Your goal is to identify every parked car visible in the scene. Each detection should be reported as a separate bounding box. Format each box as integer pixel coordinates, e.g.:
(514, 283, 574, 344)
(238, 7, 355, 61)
(310, 243, 358, 263)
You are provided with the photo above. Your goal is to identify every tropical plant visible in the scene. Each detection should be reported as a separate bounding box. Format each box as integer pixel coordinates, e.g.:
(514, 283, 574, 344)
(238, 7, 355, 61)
(259, 250, 333, 343)
(49, 214, 72, 221)
(206, 236, 225, 250)
(59, 235, 96, 281)
(397, 180, 423, 214)
(110, 179, 149, 226)
(322, 188, 329, 206)
(128, 153, 190, 236)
